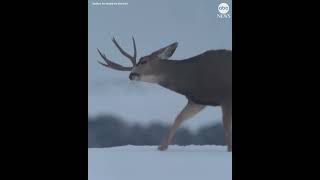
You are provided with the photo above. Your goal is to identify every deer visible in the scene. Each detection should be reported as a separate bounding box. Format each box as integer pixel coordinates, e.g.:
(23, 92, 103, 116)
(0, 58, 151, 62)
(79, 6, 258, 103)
(97, 37, 232, 152)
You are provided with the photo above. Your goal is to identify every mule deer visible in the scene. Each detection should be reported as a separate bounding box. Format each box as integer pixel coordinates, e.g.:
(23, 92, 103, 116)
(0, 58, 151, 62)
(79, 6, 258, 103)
(97, 37, 232, 151)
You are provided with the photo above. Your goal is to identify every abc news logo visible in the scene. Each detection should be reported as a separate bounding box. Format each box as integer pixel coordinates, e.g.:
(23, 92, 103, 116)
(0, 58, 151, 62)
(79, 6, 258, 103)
(217, 3, 231, 19)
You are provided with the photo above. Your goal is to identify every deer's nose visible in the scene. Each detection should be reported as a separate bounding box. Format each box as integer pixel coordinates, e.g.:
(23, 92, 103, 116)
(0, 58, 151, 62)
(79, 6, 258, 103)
(129, 73, 134, 80)
(129, 73, 139, 80)
(129, 73, 137, 80)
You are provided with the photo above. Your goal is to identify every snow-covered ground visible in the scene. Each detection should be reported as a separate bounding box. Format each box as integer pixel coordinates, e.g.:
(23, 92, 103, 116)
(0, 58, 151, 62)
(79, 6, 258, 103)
(89, 145, 232, 180)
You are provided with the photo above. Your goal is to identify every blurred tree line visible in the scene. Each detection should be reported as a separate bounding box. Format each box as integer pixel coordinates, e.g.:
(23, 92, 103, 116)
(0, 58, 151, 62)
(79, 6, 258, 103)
(88, 115, 225, 148)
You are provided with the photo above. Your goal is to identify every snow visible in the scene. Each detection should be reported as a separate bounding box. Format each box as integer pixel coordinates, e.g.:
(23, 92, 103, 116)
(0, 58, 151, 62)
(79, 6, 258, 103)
(89, 145, 232, 180)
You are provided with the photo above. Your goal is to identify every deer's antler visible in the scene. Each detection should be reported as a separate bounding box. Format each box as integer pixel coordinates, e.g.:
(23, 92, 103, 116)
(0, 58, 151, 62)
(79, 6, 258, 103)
(97, 37, 137, 71)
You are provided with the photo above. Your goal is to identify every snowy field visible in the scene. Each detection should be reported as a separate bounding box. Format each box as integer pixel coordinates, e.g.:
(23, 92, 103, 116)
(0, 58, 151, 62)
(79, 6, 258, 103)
(89, 145, 232, 180)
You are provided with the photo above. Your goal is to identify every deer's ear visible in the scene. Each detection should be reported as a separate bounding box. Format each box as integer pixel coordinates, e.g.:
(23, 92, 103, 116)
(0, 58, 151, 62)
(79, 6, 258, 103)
(153, 42, 178, 59)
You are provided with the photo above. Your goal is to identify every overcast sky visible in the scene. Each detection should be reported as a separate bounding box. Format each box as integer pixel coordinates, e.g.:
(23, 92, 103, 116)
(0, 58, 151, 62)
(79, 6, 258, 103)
(88, 0, 232, 131)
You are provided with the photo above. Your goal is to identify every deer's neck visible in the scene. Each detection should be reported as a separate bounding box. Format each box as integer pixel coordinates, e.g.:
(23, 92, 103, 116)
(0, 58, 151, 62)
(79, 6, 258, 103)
(157, 59, 193, 95)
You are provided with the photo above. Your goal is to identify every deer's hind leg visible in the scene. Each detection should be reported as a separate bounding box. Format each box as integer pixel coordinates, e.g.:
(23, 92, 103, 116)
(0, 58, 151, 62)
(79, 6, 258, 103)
(158, 100, 205, 151)
(222, 104, 232, 152)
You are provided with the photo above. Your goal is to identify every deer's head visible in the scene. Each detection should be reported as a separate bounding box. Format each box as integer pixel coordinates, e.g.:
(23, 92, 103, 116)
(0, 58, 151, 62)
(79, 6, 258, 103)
(98, 37, 178, 84)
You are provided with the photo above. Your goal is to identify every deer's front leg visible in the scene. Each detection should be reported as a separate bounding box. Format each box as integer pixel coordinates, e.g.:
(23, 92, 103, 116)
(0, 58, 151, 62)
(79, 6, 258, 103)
(158, 100, 205, 151)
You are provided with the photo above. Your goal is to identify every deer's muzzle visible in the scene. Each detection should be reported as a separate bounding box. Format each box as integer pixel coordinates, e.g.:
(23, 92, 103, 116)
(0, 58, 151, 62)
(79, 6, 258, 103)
(129, 73, 140, 80)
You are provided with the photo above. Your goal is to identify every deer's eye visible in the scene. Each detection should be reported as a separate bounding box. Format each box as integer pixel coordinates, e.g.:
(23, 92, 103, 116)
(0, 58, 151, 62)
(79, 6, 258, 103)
(140, 61, 147, 65)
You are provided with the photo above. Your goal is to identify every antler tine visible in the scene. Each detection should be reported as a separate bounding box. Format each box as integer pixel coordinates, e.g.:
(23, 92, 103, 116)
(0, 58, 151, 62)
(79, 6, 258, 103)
(132, 36, 137, 61)
(112, 37, 136, 65)
(97, 48, 132, 71)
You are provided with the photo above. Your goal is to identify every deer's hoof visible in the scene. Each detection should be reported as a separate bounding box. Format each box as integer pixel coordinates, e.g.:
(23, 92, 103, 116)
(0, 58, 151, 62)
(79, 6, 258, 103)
(158, 144, 168, 151)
